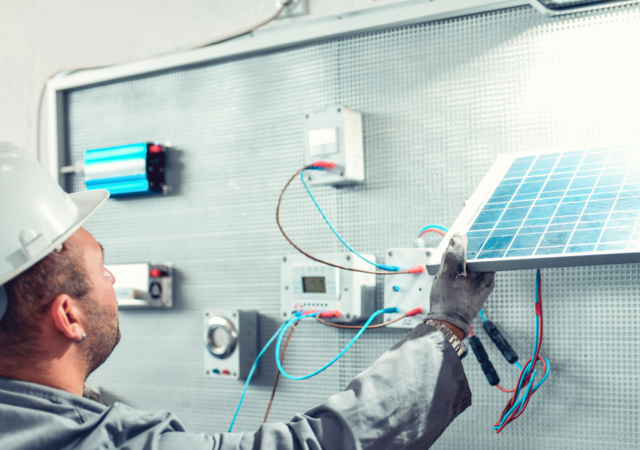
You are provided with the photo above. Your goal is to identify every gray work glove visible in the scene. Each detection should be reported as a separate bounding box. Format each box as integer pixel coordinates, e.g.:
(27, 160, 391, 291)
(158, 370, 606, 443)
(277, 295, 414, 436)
(427, 234, 495, 340)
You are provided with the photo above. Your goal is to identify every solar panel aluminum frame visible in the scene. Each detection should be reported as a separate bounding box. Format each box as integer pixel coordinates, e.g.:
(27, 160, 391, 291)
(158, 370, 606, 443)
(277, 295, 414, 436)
(426, 147, 640, 274)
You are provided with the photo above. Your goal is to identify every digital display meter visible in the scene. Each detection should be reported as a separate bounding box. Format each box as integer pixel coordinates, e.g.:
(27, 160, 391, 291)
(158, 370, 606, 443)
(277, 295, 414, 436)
(302, 276, 326, 293)
(281, 253, 377, 323)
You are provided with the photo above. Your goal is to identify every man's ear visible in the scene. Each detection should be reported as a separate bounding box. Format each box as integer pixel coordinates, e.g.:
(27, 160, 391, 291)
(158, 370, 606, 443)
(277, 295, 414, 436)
(50, 294, 85, 342)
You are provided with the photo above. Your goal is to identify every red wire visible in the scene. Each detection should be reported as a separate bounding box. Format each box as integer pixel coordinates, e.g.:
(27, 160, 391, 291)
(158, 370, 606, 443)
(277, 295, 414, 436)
(418, 228, 446, 238)
(493, 272, 544, 433)
(469, 325, 474, 337)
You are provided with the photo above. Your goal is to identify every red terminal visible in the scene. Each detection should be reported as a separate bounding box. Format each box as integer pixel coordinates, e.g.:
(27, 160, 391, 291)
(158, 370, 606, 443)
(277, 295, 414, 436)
(222, 369, 230, 375)
(319, 310, 340, 318)
(311, 161, 335, 169)
(408, 265, 425, 274)
(406, 307, 423, 317)
(149, 268, 162, 278)
(148, 144, 162, 153)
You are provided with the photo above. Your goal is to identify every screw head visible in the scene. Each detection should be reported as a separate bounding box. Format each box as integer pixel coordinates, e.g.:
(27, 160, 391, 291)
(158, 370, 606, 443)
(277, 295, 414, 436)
(346, 313, 351, 320)
(206, 312, 210, 317)
(206, 370, 210, 375)
(344, 287, 349, 291)
(426, 251, 432, 257)
(346, 255, 351, 261)
(388, 251, 393, 257)
(284, 285, 289, 290)
(283, 312, 287, 317)
(232, 313, 236, 317)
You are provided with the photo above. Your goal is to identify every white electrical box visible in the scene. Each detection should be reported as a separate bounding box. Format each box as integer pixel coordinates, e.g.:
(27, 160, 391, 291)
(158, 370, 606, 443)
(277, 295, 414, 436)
(106, 263, 173, 308)
(383, 248, 435, 328)
(281, 253, 376, 322)
(204, 310, 258, 380)
(304, 106, 364, 186)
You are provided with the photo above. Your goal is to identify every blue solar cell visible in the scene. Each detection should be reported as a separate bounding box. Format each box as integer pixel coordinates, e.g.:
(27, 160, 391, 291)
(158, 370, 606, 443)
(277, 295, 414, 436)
(496, 219, 524, 229)
(511, 233, 542, 249)
(506, 249, 535, 257)
(600, 227, 633, 243)
(576, 221, 605, 230)
(597, 242, 627, 251)
(535, 247, 564, 255)
(540, 231, 572, 247)
(556, 202, 585, 216)
(490, 227, 520, 237)
(465, 148, 640, 262)
(524, 218, 551, 227)
(468, 238, 487, 253)
(546, 223, 575, 232)
(584, 199, 615, 214)
(614, 197, 640, 212)
(502, 206, 530, 221)
(566, 244, 596, 253)
(476, 209, 503, 223)
(611, 211, 640, 220)
(482, 236, 514, 251)
(550, 215, 578, 225)
(477, 250, 506, 259)
(569, 229, 601, 245)
(528, 205, 556, 219)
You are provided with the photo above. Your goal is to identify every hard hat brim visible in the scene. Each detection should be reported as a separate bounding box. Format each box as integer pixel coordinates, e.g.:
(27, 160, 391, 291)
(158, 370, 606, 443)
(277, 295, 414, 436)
(0, 189, 110, 286)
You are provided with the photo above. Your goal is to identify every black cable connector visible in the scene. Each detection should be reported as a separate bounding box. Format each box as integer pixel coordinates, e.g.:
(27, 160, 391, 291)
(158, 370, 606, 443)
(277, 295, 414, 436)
(483, 320, 518, 364)
(469, 336, 500, 386)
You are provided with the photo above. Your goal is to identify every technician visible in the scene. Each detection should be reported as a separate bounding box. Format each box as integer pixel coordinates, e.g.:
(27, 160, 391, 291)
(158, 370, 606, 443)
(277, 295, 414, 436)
(0, 143, 495, 450)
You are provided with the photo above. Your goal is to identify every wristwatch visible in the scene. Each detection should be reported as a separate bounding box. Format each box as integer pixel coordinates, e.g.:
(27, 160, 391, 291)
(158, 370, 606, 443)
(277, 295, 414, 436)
(424, 319, 468, 359)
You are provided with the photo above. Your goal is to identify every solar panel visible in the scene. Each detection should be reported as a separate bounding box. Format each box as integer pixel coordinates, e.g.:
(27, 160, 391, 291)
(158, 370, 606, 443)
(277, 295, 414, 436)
(426, 146, 640, 274)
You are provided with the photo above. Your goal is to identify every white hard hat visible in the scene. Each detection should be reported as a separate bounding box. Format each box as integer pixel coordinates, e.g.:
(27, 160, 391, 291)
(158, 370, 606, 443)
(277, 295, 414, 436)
(0, 143, 109, 318)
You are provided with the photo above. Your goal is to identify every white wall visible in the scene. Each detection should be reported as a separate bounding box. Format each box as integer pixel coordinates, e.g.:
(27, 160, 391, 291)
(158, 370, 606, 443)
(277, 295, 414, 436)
(0, 0, 410, 158)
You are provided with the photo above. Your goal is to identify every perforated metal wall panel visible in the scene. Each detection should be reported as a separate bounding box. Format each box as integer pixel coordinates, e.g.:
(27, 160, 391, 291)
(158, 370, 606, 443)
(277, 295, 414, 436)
(65, 4, 640, 448)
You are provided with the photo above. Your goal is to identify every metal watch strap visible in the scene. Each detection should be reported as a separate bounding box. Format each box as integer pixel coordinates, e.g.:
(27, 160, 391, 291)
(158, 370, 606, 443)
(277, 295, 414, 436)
(424, 319, 468, 359)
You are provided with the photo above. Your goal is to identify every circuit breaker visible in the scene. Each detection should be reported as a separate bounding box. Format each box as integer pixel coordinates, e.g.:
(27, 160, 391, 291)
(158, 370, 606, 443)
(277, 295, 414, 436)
(204, 310, 258, 380)
(281, 253, 376, 322)
(106, 263, 173, 308)
(304, 106, 364, 186)
(383, 248, 435, 328)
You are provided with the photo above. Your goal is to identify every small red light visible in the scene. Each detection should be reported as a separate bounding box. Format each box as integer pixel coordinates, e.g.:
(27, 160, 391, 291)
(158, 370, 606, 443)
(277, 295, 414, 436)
(148, 144, 162, 153)
(149, 268, 162, 278)
(222, 369, 230, 375)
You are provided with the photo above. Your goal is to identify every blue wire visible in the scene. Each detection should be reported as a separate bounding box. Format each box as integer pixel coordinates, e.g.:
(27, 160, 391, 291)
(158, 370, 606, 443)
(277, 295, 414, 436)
(478, 309, 487, 322)
(514, 361, 523, 370)
(228, 319, 289, 432)
(300, 170, 399, 272)
(417, 224, 449, 237)
(228, 311, 316, 432)
(275, 307, 399, 381)
(493, 269, 550, 430)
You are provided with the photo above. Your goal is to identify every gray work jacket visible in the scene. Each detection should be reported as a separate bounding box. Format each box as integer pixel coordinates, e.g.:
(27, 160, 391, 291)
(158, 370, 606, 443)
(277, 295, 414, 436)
(0, 323, 471, 450)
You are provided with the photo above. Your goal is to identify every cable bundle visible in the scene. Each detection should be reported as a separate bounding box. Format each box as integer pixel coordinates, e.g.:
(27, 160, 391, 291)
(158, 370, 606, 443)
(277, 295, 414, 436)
(492, 269, 550, 432)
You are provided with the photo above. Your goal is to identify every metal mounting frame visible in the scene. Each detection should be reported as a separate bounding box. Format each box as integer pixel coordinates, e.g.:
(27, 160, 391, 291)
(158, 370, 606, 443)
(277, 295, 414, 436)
(528, 0, 639, 16)
(43, 0, 528, 184)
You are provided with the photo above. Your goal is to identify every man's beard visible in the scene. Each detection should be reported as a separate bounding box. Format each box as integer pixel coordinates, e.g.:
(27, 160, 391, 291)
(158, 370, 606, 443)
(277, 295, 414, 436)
(81, 297, 121, 379)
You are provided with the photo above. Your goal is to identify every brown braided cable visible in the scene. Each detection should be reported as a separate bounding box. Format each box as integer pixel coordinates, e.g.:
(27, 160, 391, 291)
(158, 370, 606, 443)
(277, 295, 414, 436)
(263, 320, 299, 423)
(276, 164, 416, 275)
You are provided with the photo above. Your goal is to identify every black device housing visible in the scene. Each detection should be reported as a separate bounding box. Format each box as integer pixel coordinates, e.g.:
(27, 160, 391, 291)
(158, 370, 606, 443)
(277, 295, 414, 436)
(483, 320, 518, 364)
(469, 336, 500, 386)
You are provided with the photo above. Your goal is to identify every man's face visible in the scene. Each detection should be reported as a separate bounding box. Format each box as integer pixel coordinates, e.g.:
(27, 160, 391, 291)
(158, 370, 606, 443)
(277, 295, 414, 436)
(71, 227, 120, 378)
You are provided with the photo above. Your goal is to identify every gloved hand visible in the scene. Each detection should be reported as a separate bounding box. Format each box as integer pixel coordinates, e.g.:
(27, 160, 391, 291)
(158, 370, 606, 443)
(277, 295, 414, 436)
(426, 234, 495, 340)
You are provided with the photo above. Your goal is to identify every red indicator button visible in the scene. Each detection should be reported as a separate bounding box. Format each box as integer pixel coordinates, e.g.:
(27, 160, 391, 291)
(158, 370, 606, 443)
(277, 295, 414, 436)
(148, 144, 162, 153)
(222, 369, 230, 375)
(149, 268, 162, 278)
